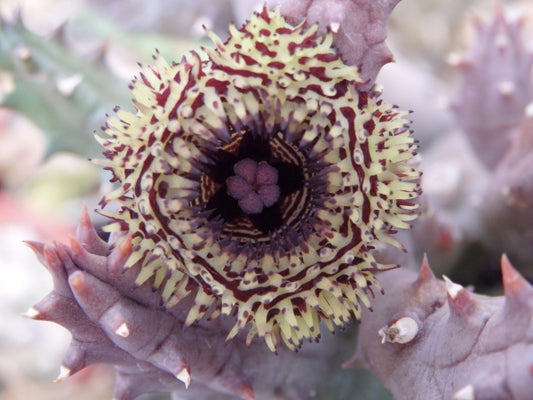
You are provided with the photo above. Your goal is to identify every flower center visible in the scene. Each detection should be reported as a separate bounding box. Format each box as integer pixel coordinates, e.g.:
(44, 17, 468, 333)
(226, 158, 281, 214)
(202, 131, 310, 236)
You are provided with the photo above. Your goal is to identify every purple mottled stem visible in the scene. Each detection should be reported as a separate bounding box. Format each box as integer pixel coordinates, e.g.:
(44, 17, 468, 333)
(348, 256, 533, 400)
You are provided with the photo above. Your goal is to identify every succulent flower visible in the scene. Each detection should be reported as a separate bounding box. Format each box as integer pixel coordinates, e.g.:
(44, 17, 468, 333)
(96, 6, 420, 352)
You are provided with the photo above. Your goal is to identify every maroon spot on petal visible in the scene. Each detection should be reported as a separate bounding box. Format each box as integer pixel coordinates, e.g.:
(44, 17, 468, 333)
(268, 61, 285, 69)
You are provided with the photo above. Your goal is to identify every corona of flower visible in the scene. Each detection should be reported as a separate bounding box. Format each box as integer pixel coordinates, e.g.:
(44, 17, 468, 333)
(97, 6, 420, 352)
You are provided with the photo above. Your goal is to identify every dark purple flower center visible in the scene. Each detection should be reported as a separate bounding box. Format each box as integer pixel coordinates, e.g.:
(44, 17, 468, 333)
(204, 131, 306, 235)
(226, 158, 281, 214)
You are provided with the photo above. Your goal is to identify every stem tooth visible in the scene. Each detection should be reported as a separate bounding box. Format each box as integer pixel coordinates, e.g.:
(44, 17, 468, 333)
(114, 322, 130, 338)
(22, 307, 40, 319)
(176, 367, 191, 388)
(54, 365, 71, 383)
(453, 383, 475, 400)
(443, 275, 463, 299)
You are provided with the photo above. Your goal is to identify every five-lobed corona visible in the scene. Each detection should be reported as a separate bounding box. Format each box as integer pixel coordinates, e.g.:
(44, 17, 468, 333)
(96, 6, 420, 352)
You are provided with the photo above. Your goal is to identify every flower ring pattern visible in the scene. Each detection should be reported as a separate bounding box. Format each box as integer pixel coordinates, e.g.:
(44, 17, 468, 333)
(96, 6, 421, 352)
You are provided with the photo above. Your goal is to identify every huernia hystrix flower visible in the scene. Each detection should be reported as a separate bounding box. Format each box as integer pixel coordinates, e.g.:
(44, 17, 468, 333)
(94, 5, 420, 352)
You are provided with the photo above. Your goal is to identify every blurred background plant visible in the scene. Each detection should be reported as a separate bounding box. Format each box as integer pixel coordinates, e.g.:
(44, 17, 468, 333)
(0, 0, 532, 399)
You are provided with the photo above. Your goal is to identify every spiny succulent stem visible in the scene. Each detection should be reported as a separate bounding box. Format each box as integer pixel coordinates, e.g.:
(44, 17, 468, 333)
(352, 255, 533, 400)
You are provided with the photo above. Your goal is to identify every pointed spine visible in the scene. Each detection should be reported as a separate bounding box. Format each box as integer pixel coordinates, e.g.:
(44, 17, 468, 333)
(501, 254, 533, 309)
(76, 204, 109, 256)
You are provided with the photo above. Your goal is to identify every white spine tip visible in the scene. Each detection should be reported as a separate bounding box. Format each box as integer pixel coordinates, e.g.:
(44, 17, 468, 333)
(22, 307, 40, 319)
(443, 275, 463, 299)
(176, 367, 191, 388)
(497, 80, 515, 96)
(54, 365, 71, 382)
(525, 101, 533, 118)
(329, 22, 340, 33)
(56, 73, 83, 97)
(378, 316, 419, 344)
(14, 45, 31, 61)
(453, 383, 475, 400)
(446, 52, 463, 67)
(495, 33, 508, 50)
(115, 322, 130, 338)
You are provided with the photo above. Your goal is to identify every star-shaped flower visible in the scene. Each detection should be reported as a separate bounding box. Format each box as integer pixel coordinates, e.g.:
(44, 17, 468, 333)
(97, 6, 420, 352)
